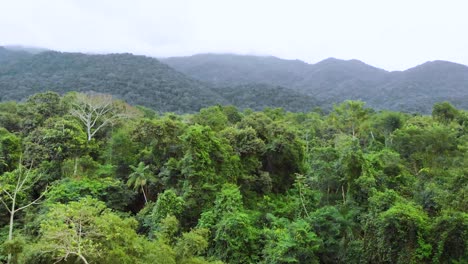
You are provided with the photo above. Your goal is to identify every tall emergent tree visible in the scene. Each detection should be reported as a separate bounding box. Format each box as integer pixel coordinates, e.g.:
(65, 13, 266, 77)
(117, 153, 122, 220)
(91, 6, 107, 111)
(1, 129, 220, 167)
(70, 92, 137, 141)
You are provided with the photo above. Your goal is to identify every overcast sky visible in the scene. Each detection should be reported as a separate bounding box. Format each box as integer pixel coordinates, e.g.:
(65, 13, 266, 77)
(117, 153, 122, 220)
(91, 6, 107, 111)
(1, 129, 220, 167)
(1, 0, 467, 70)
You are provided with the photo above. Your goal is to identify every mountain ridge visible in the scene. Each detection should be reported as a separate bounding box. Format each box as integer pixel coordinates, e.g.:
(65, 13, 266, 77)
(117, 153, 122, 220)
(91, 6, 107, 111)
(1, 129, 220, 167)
(1, 47, 467, 113)
(3, 44, 467, 71)
(0, 48, 319, 112)
(162, 53, 468, 112)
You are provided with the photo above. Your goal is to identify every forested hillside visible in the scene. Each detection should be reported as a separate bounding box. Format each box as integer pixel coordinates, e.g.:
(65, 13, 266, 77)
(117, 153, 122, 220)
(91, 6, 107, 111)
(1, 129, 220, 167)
(0, 48, 226, 112)
(163, 53, 312, 88)
(214, 83, 318, 112)
(0, 47, 32, 64)
(0, 47, 320, 113)
(164, 54, 468, 113)
(0, 92, 466, 263)
(2, 47, 467, 114)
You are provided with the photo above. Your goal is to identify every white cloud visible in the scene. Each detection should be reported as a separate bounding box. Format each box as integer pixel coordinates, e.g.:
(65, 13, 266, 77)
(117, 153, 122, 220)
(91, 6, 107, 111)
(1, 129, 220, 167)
(0, 0, 467, 70)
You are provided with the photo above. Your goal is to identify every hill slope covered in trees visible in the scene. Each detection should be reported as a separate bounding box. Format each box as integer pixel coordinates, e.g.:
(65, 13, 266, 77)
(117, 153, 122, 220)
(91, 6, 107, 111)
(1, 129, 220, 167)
(0, 47, 319, 113)
(0, 48, 226, 112)
(163, 54, 468, 113)
(2, 47, 467, 113)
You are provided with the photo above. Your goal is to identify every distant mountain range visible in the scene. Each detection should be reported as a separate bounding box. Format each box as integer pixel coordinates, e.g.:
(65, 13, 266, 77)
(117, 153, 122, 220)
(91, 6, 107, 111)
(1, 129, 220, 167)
(1, 46, 467, 113)
(163, 54, 468, 113)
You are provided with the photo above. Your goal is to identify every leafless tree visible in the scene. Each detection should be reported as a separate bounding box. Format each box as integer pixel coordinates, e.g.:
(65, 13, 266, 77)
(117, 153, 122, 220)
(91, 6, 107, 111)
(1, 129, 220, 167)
(0, 162, 47, 264)
(70, 92, 137, 141)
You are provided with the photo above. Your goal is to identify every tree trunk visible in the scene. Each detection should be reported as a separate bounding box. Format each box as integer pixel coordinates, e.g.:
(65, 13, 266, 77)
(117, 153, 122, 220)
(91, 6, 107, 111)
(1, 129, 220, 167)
(87, 123, 92, 141)
(77, 253, 89, 264)
(341, 185, 346, 204)
(142, 186, 148, 204)
(74, 157, 78, 177)
(7, 194, 16, 264)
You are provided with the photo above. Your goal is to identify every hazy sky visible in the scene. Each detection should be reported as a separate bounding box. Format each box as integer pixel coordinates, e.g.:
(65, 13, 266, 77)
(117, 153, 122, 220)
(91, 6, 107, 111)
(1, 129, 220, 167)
(1, 0, 467, 70)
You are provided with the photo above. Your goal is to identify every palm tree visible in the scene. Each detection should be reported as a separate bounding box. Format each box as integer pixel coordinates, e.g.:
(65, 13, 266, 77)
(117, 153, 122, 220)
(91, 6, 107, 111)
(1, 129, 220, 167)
(127, 162, 154, 204)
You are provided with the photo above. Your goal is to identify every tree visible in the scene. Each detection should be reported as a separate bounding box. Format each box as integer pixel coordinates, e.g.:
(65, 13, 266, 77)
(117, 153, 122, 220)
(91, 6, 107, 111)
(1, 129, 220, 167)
(430, 210, 467, 263)
(130, 116, 186, 173)
(263, 218, 322, 264)
(392, 121, 458, 171)
(370, 111, 404, 147)
(45, 177, 134, 211)
(0, 101, 21, 133)
(127, 162, 155, 204)
(328, 101, 370, 138)
(211, 212, 259, 263)
(199, 184, 260, 263)
(0, 164, 47, 264)
(308, 206, 357, 263)
(105, 126, 138, 180)
(0, 128, 21, 174)
(70, 92, 137, 141)
(174, 228, 210, 263)
(265, 126, 305, 193)
(364, 200, 432, 263)
(35, 197, 184, 264)
(334, 135, 367, 204)
(177, 125, 240, 225)
(36, 198, 154, 264)
(151, 190, 185, 228)
(19, 92, 65, 133)
(432, 102, 458, 124)
(192, 105, 229, 132)
(39, 200, 98, 264)
(199, 184, 244, 228)
(22, 117, 87, 175)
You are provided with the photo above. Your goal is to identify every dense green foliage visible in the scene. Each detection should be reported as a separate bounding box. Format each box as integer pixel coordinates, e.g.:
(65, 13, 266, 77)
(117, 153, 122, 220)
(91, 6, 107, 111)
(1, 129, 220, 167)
(0, 47, 318, 113)
(0, 92, 467, 263)
(213, 84, 318, 112)
(0, 48, 225, 113)
(2, 47, 467, 114)
(164, 54, 468, 113)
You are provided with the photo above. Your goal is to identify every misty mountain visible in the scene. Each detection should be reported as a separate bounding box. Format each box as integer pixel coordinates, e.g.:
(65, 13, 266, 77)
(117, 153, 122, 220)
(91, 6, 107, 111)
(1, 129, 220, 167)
(1, 47, 466, 113)
(375, 61, 468, 112)
(2, 45, 50, 54)
(0, 46, 33, 64)
(0, 50, 229, 112)
(163, 54, 468, 112)
(214, 83, 318, 112)
(162, 53, 312, 88)
(0, 48, 319, 112)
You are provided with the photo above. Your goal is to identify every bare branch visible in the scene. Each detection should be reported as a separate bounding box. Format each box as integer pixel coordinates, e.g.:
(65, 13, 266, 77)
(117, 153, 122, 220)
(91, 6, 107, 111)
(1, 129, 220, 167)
(0, 197, 12, 213)
(70, 92, 137, 141)
(3, 189, 14, 200)
(14, 186, 48, 212)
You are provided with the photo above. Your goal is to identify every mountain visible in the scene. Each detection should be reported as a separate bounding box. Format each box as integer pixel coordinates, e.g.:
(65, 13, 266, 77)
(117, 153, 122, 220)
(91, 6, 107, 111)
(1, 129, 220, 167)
(214, 83, 318, 112)
(1, 47, 466, 113)
(163, 54, 468, 113)
(290, 57, 389, 105)
(162, 53, 311, 88)
(374, 61, 468, 112)
(162, 54, 389, 99)
(0, 50, 230, 112)
(0, 48, 320, 112)
(2, 45, 49, 54)
(0, 46, 33, 64)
